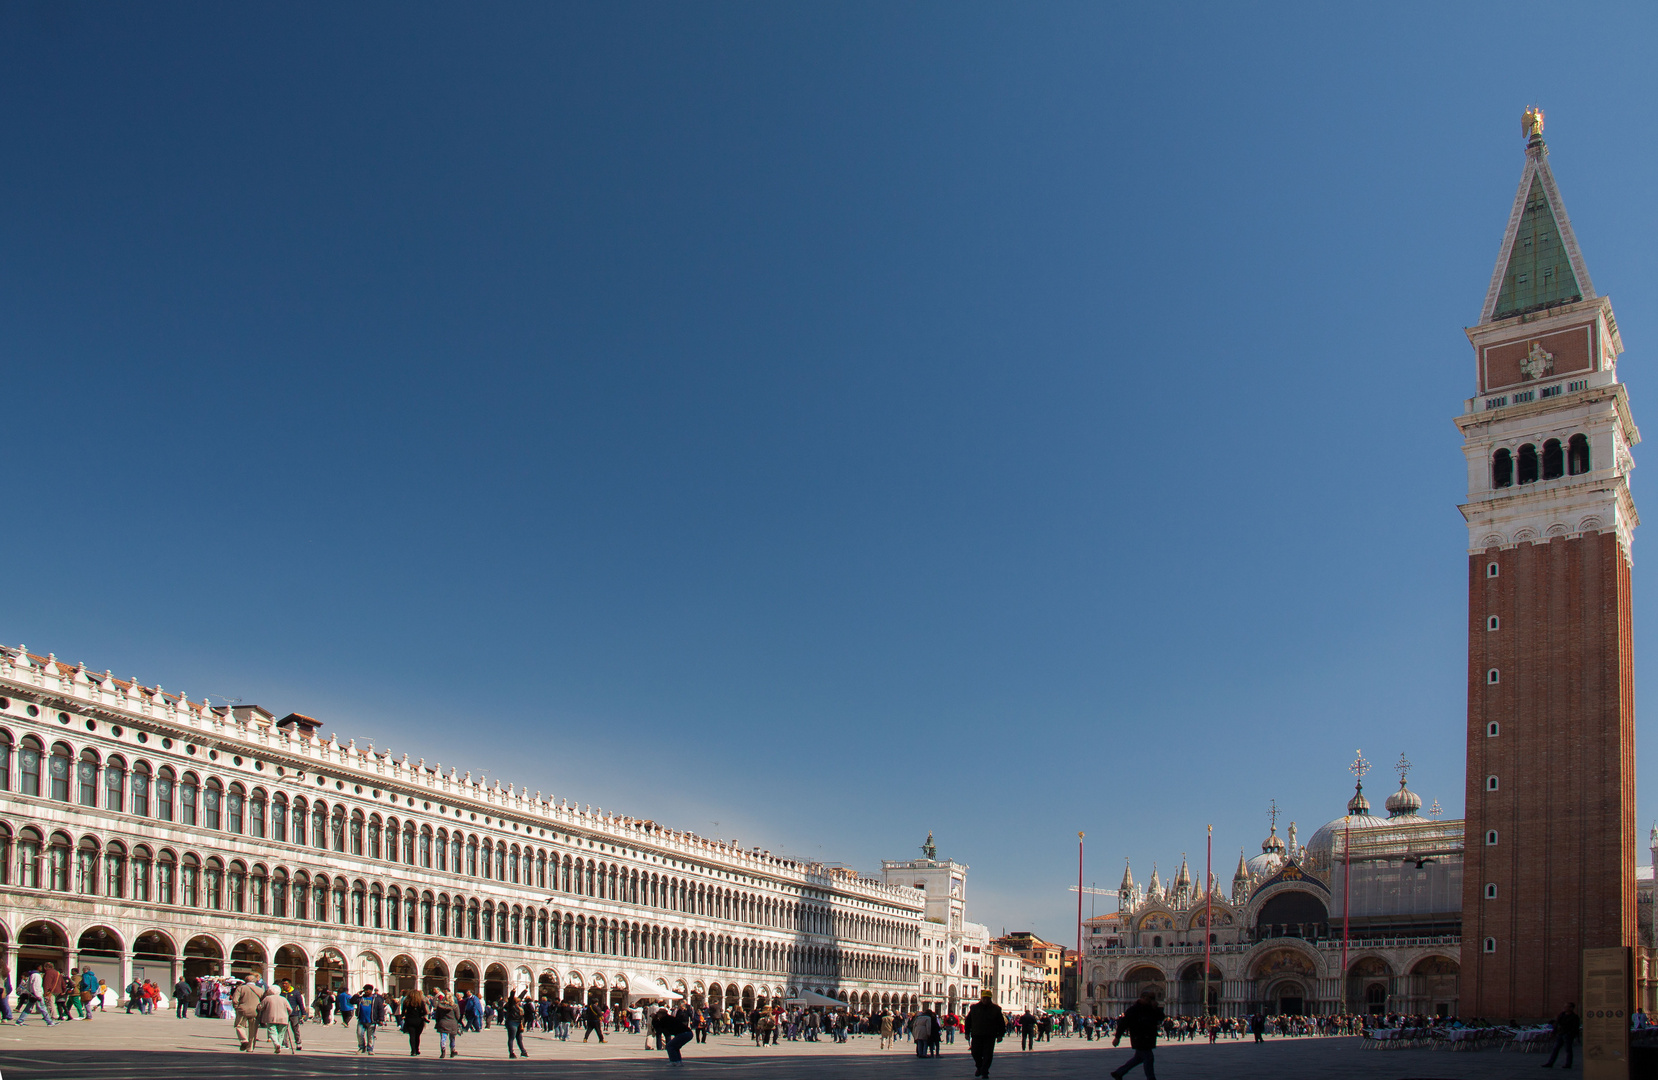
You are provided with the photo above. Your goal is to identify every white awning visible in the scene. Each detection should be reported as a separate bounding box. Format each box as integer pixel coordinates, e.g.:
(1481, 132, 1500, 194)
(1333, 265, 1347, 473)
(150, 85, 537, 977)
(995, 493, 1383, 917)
(785, 989, 847, 1008)
(619, 972, 683, 1003)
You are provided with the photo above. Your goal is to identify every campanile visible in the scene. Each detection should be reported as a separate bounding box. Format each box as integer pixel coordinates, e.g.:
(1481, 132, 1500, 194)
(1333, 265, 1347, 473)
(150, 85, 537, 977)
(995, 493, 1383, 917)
(1456, 108, 1639, 1021)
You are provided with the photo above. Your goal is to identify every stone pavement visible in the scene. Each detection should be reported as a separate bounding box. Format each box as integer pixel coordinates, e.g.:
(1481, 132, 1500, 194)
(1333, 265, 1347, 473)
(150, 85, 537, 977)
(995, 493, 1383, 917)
(0, 1013, 1572, 1078)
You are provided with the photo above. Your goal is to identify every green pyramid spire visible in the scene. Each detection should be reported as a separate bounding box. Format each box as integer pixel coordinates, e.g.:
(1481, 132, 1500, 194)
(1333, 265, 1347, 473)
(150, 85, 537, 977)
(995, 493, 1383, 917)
(1479, 117, 1596, 325)
(1491, 173, 1583, 319)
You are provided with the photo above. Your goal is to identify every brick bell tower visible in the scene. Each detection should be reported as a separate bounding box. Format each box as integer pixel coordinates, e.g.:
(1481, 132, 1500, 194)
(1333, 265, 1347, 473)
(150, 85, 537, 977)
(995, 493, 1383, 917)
(1456, 107, 1639, 1021)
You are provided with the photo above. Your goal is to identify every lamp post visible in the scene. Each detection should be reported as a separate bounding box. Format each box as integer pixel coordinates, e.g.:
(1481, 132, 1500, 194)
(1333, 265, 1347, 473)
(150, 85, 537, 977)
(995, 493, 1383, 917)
(1203, 824, 1213, 1019)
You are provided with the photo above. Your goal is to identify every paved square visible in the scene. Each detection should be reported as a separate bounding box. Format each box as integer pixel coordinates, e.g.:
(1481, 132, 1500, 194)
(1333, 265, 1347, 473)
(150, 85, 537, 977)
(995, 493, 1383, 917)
(0, 1012, 1574, 1078)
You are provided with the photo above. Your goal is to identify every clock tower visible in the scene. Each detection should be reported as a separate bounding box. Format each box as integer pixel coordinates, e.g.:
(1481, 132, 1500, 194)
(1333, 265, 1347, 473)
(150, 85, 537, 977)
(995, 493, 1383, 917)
(1455, 108, 1639, 1020)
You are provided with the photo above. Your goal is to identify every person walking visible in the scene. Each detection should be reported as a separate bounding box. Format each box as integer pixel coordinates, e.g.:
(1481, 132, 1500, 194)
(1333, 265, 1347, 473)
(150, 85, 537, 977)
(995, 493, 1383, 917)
(966, 990, 1006, 1079)
(504, 990, 529, 1058)
(1020, 1009, 1037, 1050)
(655, 1007, 693, 1066)
(583, 1001, 607, 1042)
(1543, 1002, 1581, 1069)
(880, 1010, 895, 1049)
(1110, 990, 1166, 1080)
(232, 978, 263, 1050)
(433, 991, 462, 1058)
(353, 985, 381, 1054)
(17, 969, 55, 1026)
(257, 987, 291, 1054)
(912, 1007, 936, 1058)
(402, 988, 428, 1055)
(1250, 1011, 1264, 1043)
(173, 976, 194, 1019)
(282, 981, 306, 1051)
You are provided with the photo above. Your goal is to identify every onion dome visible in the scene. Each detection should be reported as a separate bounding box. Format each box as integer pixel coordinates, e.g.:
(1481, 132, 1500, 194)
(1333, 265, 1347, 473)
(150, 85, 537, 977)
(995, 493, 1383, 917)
(1347, 782, 1371, 816)
(1305, 779, 1392, 874)
(1245, 822, 1286, 878)
(1385, 776, 1423, 818)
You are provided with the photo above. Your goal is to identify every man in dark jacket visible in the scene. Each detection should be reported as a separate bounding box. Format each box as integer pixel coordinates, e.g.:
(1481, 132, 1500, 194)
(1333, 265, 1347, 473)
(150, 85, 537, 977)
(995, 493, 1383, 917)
(965, 990, 1006, 1078)
(1110, 990, 1165, 1080)
(1542, 1002, 1580, 1068)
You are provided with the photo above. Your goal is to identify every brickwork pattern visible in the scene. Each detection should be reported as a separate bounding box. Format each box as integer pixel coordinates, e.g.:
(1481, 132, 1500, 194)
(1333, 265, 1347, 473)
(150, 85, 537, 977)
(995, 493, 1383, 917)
(1460, 531, 1636, 1020)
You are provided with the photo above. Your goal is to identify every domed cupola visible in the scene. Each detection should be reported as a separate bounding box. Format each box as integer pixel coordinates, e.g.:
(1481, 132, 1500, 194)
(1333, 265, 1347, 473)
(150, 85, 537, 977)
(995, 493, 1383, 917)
(1304, 752, 1392, 875)
(1385, 754, 1422, 818)
(1347, 782, 1371, 817)
(1244, 803, 1289, 878)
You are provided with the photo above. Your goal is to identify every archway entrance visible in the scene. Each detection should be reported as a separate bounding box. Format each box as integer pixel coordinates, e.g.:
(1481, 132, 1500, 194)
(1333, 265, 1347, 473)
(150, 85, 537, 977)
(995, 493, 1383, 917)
(274, 945, 308, 990)
(1409, 955, 1459, 1018)
(421, 957, 449, 995)
(314, 949, 346, 996)
(76, 927, 122, 984)
(1268, 979, 1308, 1015)
(132, 931, 176, 986)
(17, 922, 68, 977)
(1178, 962, 1223, 1015)
(455, 962, 479, 996)
(539, 972, 559, 1001)
(563, 976, 583, 1004)
(182, 935, 223, 980)
(390, 955, 417, 995)
(484, 963, 507, 1005)
(230, 940, 267, 983)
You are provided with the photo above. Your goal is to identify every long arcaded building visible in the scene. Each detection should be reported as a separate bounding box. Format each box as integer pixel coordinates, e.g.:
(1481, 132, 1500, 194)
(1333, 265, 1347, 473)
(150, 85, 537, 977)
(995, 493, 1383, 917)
(0, 644, 924, 1010)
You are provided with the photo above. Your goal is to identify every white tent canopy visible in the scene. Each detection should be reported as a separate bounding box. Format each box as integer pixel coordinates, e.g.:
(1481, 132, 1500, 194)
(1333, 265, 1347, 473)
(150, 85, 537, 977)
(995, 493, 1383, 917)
(620, 972, 684, 1004)
(785, 989, 846, 1009)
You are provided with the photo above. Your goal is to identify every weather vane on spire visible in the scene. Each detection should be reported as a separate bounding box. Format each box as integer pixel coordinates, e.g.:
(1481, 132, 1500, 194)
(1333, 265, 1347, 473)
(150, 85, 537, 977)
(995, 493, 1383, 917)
(1395, 753, 1412, 784)
(1267, 799, 1279, 832)
(1350, 750, 1370, 786)
(1523, 106, 1545, 140)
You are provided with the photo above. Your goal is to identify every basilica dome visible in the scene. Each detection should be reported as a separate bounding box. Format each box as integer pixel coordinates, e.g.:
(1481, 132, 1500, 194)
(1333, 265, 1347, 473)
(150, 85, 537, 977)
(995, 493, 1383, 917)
(1303, 783, 1392, 876)
(1244, 823, 1288, 878)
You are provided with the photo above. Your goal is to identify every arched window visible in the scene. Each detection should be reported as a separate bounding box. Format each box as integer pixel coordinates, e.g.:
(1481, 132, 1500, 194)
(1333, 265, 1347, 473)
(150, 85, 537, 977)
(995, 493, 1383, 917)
(367, 815, 382, 860)
(405, 886, 418, 934)
(228, 860, 247, 913)
(104, 840, 126, 898)
(332, 880, 347, 924)
(371, 884, 385, 929)
(270, 870, 288, 918)
(77, 749, 100, 807)
(312, 802, 327, 849)
(130, 845, 152, 901)
(270, 794, 287, 842)
(178, 772, 199, 827)
(250, 864, 268, 915)
(49, 743, 72, 801)
(76, 836, 99, 895)
(155, 767, 176, 822)
(180, 853, 200, 907)
(105, 755, 126, 812)
(156, 850, 176, 905)
(509, 846, 520, 884)
(402, 824, 415, 865)
(204, 857, 224, 909)
(227, 784, 245, 834)
(203, 779, 222, 830)
(436, 893, 449, 936)
(48, 832, 71, 891)
(0, 728, 11, 792)
(450, 832, 462, 871)
(420, 828, 432, 869)
(1569, 433, 1591, 475)
(331, 807, 345, 853)
(467, 838, 479, 877)
(496, 843, 506, 880)
(249, 790, 266, 838)
(537, 851, 547, 890)
(351, 881, 365, 927)
(17, 827, 42, 888)
(421, 891, 434, 935)
(315, 876, 330, 923)
(349, 812, 363, 856)
(19, 736, 42, 797)
(436, 829, 449, 872)
(293, 873, 311, 920)
(1543, 438, 1564, 480)
(131, 761, 151, 816)
(1518, 443, 1539, 484)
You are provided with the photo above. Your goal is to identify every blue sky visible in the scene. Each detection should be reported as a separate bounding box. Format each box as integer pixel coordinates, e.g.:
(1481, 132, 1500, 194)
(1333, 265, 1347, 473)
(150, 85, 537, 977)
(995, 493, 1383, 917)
(2, 3, 1656, 941)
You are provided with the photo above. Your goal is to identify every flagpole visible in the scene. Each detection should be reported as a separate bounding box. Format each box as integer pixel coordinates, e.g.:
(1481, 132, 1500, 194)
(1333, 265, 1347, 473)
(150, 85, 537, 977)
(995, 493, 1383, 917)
(1204, 824, 1213, 1019)
(1076, 831, 1085, 1013)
